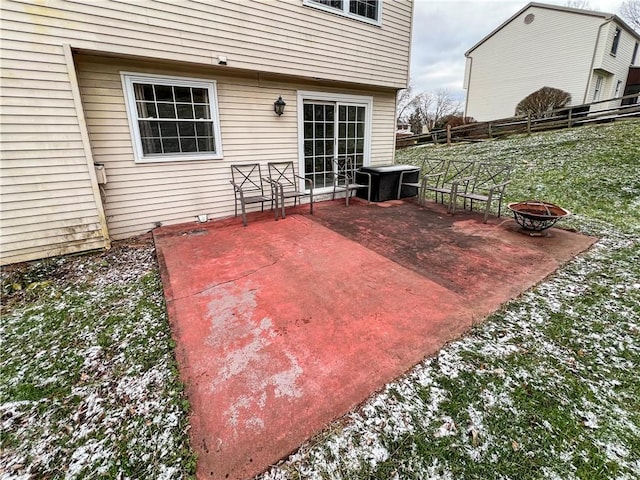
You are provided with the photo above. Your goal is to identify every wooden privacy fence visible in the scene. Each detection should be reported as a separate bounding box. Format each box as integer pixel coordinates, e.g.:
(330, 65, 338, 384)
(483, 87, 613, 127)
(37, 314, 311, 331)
(397, 93, 640, 148)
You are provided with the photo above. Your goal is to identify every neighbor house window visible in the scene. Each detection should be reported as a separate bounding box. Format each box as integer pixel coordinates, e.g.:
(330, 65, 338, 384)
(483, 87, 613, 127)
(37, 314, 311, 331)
(122, 73, 223, 163)
(611, 27, 621, 55)
(593, 74, 604, 101)
(632, 42, 639, 65)
(614, 80, 622, 98)
(304, 0, 381, 24)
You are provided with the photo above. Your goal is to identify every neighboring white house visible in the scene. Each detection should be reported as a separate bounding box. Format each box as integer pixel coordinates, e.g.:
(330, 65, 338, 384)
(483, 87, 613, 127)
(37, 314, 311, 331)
(0, 0, 413, 265)
(463, 2, 640, 121)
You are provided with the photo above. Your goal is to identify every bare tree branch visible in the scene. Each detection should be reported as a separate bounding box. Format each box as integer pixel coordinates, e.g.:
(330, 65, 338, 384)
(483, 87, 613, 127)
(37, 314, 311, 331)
(429, 89, 462, 129)
(620, 0, 640, 31)
(397, 89, 463, 132)
(412, 92, 434, 131)
(396, 82, 415, 126)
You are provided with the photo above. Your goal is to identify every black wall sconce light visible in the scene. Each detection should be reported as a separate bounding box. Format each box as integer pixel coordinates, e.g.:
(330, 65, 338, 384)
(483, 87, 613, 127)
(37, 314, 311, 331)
(274, 96, 286, 116)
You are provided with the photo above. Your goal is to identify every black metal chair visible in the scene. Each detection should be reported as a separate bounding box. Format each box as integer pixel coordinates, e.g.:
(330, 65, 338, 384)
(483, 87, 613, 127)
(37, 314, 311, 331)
(332, 156, 371, 206)
(230, 163, 278, 226)
(267, 161, 313, 218)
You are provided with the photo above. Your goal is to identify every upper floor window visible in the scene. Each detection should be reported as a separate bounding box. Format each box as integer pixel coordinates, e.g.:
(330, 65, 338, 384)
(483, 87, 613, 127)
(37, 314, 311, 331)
(611, 27, 621, 55)
(122, 74, 223, 163)
(305, 0, 381, 25)
(632, 42, 639, 65)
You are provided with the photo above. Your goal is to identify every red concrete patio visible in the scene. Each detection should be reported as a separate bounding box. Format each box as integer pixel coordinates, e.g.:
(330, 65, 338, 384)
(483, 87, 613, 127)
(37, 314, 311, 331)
(153, 199, 596, 480)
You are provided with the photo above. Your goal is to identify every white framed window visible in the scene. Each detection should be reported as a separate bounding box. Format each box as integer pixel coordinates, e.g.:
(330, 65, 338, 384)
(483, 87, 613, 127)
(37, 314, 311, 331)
(304, 0, 382, 25)
(121, 73, 223, 163)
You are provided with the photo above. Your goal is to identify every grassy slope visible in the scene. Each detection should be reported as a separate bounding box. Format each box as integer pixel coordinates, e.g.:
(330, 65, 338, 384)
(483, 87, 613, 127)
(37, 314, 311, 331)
(397, 120, 640, 235)
(259, 120, 640, 480)
(0, 243, 196, 479)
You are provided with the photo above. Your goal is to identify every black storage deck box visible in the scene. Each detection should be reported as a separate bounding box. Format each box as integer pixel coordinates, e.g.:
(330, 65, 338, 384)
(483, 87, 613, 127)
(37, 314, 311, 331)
(356, 165, 420, 202)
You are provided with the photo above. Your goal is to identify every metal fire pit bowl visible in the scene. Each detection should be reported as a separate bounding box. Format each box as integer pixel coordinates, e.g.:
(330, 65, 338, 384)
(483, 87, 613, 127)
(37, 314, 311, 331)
(508, 200, 571, 232)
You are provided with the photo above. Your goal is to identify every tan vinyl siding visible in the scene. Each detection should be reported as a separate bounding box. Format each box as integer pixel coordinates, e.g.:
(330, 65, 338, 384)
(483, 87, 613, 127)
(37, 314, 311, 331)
(1, 0, 409, 264)
(76, 54, 396, 239)
(0, 42, 107, 265)
(465, 6, 605, 120)
(2, 0, 412, 89)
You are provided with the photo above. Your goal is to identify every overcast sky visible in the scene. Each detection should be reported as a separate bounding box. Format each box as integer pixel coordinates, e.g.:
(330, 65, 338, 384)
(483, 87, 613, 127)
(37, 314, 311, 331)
(410, 0, 626, 101)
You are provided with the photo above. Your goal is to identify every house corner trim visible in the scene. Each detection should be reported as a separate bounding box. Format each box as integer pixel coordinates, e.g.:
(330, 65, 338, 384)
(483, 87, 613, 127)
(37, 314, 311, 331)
(62, 43, 111, 249)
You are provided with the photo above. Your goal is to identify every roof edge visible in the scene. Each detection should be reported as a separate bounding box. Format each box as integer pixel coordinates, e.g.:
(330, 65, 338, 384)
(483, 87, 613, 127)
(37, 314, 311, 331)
(464, 1, 640, 57)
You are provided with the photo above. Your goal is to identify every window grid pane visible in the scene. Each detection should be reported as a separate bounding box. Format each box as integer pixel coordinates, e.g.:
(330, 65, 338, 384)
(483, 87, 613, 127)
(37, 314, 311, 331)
(133, 81, 216, 156)
(348, 0, 378, 20)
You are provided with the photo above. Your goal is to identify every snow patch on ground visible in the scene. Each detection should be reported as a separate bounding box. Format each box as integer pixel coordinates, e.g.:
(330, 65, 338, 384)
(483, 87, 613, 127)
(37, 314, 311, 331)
(1, 241, 191, 479)
(259, 209, 640, 478)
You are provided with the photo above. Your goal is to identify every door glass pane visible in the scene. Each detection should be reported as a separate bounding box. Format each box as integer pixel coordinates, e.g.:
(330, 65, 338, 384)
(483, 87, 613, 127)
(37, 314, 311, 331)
(326, 123, 334, 137)
(325, 140, 334, 156)
(337, 139, 346, 155)
(304, 104, 314, 121)
(302, 102, 335, 189)
(326, 105, 334, 121)
(304, 122, 313, 138)
(304, 140, 313, 157)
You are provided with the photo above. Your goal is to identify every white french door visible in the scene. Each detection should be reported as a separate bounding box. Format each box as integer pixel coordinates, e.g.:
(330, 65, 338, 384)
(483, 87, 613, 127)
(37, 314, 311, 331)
(299, 92, 372, 191)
